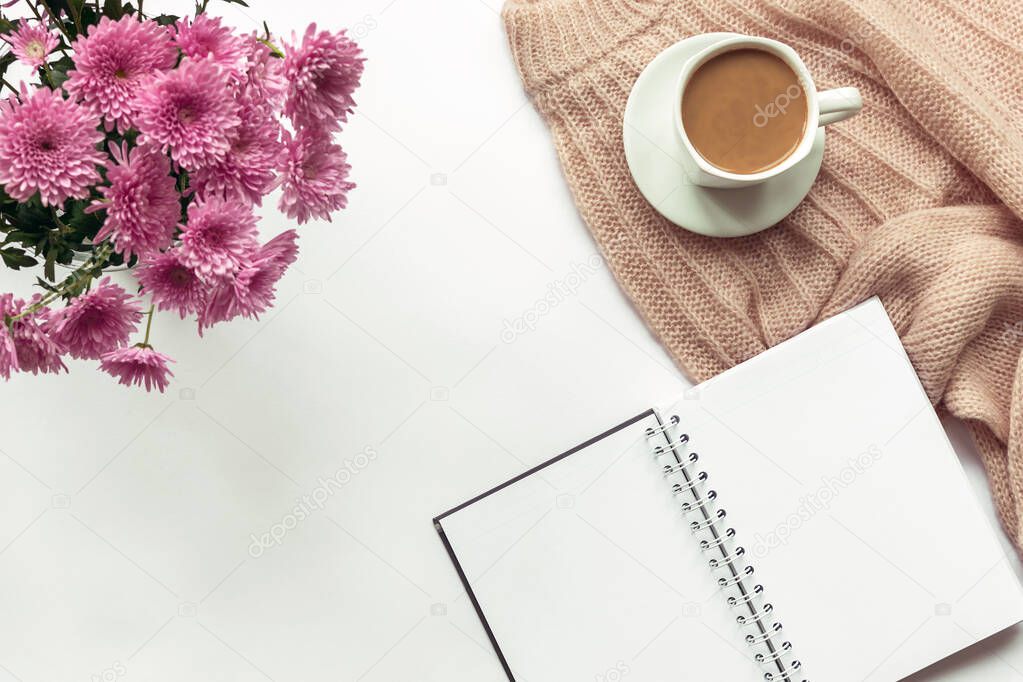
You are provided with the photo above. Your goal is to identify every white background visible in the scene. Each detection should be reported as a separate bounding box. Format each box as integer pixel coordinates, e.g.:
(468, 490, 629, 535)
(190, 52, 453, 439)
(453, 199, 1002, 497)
(1, 0, 1021, 680)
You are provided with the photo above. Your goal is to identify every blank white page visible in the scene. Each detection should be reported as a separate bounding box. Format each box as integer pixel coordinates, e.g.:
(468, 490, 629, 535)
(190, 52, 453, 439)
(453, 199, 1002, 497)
(437, 412, 763, 681)
(659, 297, 1023, 681)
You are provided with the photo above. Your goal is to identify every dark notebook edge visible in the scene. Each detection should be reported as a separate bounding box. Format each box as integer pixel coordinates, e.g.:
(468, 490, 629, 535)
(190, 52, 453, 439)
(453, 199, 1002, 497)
(432, 408, 655, 682)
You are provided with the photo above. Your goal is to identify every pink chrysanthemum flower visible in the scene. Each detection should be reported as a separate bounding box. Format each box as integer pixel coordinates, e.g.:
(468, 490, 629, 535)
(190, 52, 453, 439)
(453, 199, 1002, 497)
(66, 16, 177, 131)
(173, 14, 246, 73)
(44, 277, 142, 360)
(0, 294, 66, 377)
(198, 260, 280, 333)
(196, 279, 238, 333)
(190, 105, 282, 204)
(99, 345, 174, 392)
(283, 24, 364, 129)
(0, 85, 105, 207)
(198, 234, 295, 334)
(238, 35, 286, 111)
(3, 21, 58, 69)
(133, 58, 241, 169)
(0, 294, 21, 379)
(179, 196, 259, 278)
(277, 128, 354, 224)
(258, 230, 299, 273)
(90, 144, 180, 260)
(135, 249, 207, 319)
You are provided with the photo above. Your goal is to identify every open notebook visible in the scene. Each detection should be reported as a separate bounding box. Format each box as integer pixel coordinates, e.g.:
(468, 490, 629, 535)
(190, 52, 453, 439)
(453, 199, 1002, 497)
(434, 298, 1023, 681)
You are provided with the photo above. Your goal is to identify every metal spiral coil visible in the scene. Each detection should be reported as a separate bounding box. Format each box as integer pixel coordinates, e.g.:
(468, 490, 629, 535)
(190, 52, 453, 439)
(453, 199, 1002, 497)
(727, 583, 763, 606)
(644, 414, 680, 437)
(717, 566, 754, 588)
(709, 546, 746, 569)
(756, 642, 793, 664)
(663, 453, 699, 477)
(700, 527, 735, 551)
(764, 660, 803, 680)
(736, 603, 774, 627)
(747, 623, 784, 646)
(647, 413, 808, 682)
(681, 490, 718, 516)
(654, 432, 690, 455)
(690, 510, 725, 532)
(672, 471, 709, 495)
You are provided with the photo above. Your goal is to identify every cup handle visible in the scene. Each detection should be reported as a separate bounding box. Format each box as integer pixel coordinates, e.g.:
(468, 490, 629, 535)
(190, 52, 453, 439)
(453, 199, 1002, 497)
(817, 87, 862, 126)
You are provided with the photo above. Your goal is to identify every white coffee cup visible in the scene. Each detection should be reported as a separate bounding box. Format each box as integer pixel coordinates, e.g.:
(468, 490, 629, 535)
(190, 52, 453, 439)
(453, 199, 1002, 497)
(674, 35, 862, 188)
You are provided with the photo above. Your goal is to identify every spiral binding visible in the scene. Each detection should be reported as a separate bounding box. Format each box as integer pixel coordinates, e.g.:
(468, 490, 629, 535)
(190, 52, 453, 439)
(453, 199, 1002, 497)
(645, 413, 807, 682)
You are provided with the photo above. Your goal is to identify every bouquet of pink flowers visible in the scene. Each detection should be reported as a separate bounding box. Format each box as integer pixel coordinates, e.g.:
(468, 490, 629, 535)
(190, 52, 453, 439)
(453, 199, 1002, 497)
(0, 0, 363, 391)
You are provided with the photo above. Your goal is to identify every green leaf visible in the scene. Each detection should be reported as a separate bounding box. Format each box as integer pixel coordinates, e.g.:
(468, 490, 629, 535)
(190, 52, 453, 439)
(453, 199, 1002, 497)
(107, 250, 126, 268)
(0, 188, 13, 214)
(49, 68, 70, 90)
(1, 247, 38, 270)
(14, 202, 51, 234)
(43, 247, 56, 281)
(36, 276, 59, 293)
(78, 3, 99, 28)
(153, 13, 179, 26)
(103, 0, 124, 20)
(0, 18, 17, 36)
(0, 52, 16, 80)
(2, 230, 41, 245)
(221, 0, 249, 5)
(46, 54, 75, 90)
(47, 0, 73, 14)
(64, 200, 103, 241)
(56, 245, 75, 265)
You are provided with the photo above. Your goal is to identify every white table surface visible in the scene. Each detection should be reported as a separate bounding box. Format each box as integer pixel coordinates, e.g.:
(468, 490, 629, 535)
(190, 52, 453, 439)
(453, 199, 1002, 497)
(1, 1, 1022, 680)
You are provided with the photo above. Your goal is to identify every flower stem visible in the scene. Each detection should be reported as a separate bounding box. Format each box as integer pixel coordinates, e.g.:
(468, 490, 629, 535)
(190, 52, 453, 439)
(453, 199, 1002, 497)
(7, 242, 113, 324)
(36, 0, 74, 42)
(0, 76, 18, 96)
(26, 0, 44, 21)
(258, 38, 285, 59)
(141, 304, 155, 346)
(41, 62, 56, 89)
(67, 2, 83, 35)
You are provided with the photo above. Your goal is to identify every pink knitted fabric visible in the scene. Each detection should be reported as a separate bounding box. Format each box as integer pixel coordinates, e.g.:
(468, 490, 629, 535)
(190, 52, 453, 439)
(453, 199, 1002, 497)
(503, 0, 1023, 549)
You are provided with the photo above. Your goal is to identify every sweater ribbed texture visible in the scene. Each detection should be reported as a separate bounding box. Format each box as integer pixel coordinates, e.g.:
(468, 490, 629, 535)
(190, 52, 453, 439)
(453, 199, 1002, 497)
(503, 0, 1023, 550)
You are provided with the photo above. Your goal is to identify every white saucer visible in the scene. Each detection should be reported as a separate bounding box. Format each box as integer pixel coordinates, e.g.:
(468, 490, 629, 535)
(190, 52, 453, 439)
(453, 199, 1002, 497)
(622, 33, 825, 238)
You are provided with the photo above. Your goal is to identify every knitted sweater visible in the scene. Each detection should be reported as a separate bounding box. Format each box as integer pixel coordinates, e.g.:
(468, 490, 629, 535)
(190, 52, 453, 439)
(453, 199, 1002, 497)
(502, 0, 1023, 549)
